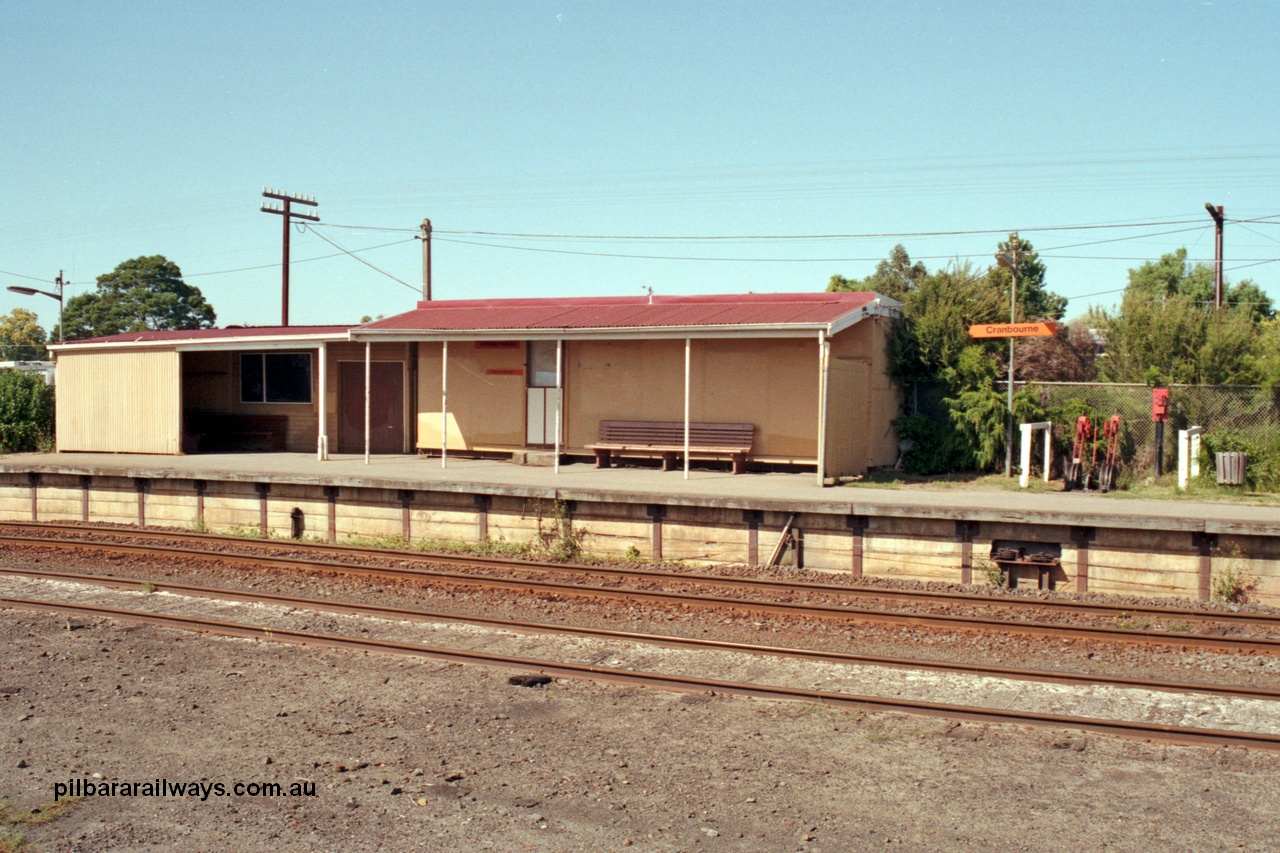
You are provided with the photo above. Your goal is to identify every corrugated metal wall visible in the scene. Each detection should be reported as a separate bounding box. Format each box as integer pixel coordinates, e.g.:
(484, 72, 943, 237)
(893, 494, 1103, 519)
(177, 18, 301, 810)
(56, 348, 181, 453)
(824, 358, 871, 476)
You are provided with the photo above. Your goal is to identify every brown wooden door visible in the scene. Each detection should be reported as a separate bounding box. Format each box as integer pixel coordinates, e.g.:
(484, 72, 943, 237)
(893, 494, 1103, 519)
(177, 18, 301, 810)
(339, 362, 405, 454)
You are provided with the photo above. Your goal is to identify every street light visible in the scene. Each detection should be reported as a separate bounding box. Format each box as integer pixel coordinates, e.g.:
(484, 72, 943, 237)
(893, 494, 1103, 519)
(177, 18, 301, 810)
(6, 271, 66, 343)
(995, 243, 1018, 478)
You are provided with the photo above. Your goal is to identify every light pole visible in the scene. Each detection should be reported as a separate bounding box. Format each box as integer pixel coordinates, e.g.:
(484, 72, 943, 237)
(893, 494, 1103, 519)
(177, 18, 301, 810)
(6, 271, 66, 345)
(995, 241, 1018, 478)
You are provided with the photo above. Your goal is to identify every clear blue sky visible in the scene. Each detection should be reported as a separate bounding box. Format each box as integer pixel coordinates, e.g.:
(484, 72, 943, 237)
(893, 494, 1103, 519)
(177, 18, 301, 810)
(3, 1, 1278, 329)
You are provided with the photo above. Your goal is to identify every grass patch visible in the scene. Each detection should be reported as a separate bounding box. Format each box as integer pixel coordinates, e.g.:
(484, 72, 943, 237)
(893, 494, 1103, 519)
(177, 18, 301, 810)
(846, 470, 999, 490)
(1116, 478, 1280, 506)
(0, 797, 80, 827)
(333, 532, 411, 550)
(222, 524, 271, 539)
(846, 468, 1280, 504)
(1211, 543, 1257, 604)
(0, 796, 83, 850)
(974, 557, 1004, 588)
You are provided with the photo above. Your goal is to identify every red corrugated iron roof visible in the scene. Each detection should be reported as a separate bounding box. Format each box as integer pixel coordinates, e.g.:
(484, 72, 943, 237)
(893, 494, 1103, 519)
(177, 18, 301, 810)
(58, 325, 353, 346)
(360, 292, 880, 332)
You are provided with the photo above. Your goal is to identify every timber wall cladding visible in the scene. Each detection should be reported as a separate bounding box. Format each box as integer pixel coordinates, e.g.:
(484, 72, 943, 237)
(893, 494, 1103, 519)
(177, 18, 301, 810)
(417, 342, 526, 451)
(0, 472, 1277, 605)
(567, 339, 820, 460)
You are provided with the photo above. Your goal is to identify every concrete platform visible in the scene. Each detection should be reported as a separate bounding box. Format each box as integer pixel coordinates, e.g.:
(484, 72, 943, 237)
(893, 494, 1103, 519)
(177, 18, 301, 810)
(1, 451, 1275, 536)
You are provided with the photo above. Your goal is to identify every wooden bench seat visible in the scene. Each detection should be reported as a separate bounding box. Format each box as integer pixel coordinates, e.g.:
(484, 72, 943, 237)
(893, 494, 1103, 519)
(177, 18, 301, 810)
(185, 413, 289, 453)
(588, 420, 754, 474)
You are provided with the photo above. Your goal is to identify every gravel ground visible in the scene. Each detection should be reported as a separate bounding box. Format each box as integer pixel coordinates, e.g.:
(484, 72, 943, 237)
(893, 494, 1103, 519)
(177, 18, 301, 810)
(4, 610, 1280, 852)
(4, 575, 1280, 737)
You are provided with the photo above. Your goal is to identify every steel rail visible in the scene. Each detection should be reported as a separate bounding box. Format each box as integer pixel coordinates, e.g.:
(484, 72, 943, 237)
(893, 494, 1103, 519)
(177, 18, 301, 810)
(5, 594, 1280, 754)
(3, 520, 1276, 629)
(3, 533, 1279, 653)
(4, 565, 1278, 702)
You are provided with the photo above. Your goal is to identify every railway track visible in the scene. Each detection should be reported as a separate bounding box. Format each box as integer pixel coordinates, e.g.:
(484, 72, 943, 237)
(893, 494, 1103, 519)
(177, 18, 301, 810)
(3, 564, 1278, 701)
(4, 575, 1280, 754)
(3, 520, 1276, 630)
(2, 523, 1279, 654)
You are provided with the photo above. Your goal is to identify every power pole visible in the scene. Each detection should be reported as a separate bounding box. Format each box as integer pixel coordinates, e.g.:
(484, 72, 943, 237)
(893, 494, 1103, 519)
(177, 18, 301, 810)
(261, 188, 320, 326)
(420, 218, 433, 300)
(1205, 203, 1225, 309)
(998, 235, 1020, 478)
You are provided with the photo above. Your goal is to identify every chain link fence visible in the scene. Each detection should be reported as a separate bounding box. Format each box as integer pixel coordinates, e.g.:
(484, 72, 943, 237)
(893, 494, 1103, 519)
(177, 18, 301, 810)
(908, 381, 1280, 477)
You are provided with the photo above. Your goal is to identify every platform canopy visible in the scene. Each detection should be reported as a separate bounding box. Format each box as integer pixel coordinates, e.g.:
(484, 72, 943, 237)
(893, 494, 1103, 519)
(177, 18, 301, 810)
(49, 325, 354, 353)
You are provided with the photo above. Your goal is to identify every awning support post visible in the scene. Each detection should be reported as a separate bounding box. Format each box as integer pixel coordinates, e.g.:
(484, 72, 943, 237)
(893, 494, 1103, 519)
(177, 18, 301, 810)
(816, 331, 830, 487)
(683, 337, 691, 480)
(441, 340, 449, 469)
(363, 341, 371, 465)
(317, 343, 328, 460)
(554, 339, 563, 474)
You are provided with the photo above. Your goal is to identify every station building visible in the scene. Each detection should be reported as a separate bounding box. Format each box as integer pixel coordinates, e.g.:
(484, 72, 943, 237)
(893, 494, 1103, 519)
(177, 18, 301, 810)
(50, 291, 901, 480)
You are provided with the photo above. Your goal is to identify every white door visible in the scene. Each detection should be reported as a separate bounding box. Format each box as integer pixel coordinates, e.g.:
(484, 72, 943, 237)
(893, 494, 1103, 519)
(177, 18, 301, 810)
(525, 341, 562, 446)
(525, 387, 561, 445)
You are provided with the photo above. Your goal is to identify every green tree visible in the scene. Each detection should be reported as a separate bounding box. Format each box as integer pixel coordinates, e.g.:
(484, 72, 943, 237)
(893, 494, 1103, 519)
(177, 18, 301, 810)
(0, 308, 48, 360)
(0, 370, 55, 451)
(1123, 247, 1199, 300)
(1222, 279, 1274, 322)
(1248, 320, 1280, 389)
(1096, 249, 1267, 385)
(59, 255, 216, 340)
(1120, 247, 1272, 318)
(986, 235, 1067, 321)
(887, 262, 1006, 389)
(827, 244, 927, 302)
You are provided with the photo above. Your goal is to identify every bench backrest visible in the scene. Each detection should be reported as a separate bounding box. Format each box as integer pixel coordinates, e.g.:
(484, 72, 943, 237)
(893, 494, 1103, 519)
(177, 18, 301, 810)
(598, 420, 753, 448)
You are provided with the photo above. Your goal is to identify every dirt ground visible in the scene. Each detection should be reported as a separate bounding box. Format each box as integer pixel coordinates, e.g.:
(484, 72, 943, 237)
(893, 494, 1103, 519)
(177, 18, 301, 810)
(3, 609, 1280, 852)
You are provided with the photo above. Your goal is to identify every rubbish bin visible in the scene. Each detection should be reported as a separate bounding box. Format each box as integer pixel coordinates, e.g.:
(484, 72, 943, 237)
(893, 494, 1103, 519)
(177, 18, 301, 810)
(1215, 452, 1247, 486)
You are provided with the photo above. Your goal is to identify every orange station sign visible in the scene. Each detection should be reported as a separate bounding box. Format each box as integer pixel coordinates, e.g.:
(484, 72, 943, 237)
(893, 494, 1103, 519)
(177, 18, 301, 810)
(968, 322, 1057, 339)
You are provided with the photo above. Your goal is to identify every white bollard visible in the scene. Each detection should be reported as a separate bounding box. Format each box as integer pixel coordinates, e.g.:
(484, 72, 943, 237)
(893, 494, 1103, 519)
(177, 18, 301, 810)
(1177, 426, 1203, 491)
(1019, 421, 1053, 488)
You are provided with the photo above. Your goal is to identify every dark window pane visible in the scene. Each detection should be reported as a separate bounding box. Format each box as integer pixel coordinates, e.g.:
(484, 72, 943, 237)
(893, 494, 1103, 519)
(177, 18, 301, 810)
(264, 353, 312, 403)
(240, 354, 264, 402)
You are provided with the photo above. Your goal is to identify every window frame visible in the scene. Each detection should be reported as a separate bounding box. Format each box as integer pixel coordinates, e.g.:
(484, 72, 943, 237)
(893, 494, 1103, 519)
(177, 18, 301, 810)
(239, 351, 314, 405)
(526, 340, 560, 388)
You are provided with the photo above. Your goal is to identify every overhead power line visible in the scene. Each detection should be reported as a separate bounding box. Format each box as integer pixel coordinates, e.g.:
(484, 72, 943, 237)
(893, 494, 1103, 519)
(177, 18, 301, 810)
(318, 216, 1212, 242)
(303, 225, 419, 292)
(0, 268, 60, 284)
(183, 238, 417, 279)
(5, 209, 1275, 288)
(435, 233, 1247, 265)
